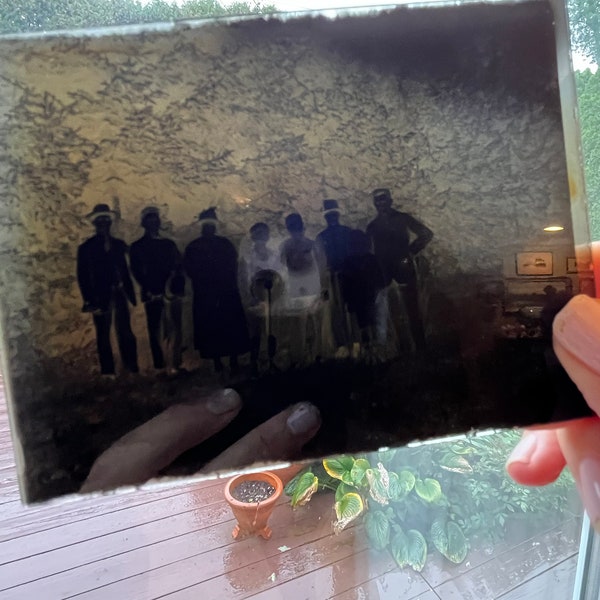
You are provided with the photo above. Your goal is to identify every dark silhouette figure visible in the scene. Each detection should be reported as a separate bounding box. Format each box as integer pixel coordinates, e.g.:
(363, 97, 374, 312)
(77, 203, 138, 376)
(316, 200, 353, 273)
(366, 188, 433, 352)
(184, 207, 250, 373)
(130, 207, 185, 371)
(541, 283, 573, 340)
(316, 199, 354, 352)
(341, 229, 387, 341)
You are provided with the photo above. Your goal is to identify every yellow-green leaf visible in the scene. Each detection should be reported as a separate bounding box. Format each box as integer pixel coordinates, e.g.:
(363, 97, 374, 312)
(335, 482, 355, 503)
(439, 453, 473, 474)
(350, 458, 370, 485)
(388, 470, 415, 501)
(291, 472, 319, 507)
(446, 522, 468, 563)
(405, 530, 428, 571)
(392, 529, 427, 572)
(364, 509, 390, 550)
(430, 517, 448, 555)
(431, 518, 468, 564)
(391, 529, 409, 568)
(323, 456, 355, 480)
(415, 478, 442, 503)
(284, 469, 308, 496)
(333, 492, 363, 533)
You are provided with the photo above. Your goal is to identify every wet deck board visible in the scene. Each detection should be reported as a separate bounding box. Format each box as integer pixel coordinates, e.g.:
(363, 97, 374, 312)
(250, 548, 404, 599)
(3, 494, 333, 597)
(433, 520, 581, 599)
(0, 385, 398, 600)
(0, 479, 224, 541)
(497, 555, 579, 600)
(333, 576, 440, 600)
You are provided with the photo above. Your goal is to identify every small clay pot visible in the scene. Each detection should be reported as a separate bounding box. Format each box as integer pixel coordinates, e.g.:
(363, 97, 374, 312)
(224, 471, 283, 540)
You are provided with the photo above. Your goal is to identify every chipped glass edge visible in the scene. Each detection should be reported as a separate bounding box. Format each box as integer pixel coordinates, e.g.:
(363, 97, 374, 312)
(1, 0, 593, 505)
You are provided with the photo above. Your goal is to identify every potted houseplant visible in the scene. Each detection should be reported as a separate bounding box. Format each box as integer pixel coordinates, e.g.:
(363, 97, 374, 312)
(224, 471, 283, 540)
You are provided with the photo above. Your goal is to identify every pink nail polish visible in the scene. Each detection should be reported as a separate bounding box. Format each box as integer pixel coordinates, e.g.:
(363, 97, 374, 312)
(578, 458, 600, 532)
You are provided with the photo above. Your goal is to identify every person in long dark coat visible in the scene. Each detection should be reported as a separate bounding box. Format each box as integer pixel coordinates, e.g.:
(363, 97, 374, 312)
(130, 206, 185, 372)
(77, 203, 139, 376)
(184, 207, 250, 373)
(341, 229, 387, 345)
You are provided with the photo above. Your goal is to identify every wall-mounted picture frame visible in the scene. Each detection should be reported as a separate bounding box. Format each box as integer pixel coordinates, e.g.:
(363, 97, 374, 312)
(515, 252, 554, 276)
(567, 257, 578, 273)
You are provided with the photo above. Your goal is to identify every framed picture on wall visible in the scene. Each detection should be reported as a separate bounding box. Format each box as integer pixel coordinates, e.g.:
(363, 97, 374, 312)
(567, 257, 578, 273)
(515, 252, 554, 276)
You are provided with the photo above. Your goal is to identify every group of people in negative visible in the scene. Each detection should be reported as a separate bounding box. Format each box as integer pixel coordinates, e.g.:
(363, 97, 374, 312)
(76, 188, 433, 377)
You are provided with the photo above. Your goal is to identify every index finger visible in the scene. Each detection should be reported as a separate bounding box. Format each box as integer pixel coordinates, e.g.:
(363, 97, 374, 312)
(202, 402, 321, 473)
(81, 388, 242, 493)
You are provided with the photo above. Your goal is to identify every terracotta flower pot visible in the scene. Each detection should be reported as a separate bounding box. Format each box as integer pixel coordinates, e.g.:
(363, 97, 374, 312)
(224, 471, 283, 540)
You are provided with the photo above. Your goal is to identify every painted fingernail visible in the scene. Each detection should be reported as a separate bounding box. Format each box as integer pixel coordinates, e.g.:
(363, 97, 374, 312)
(507, 434, 537, 467)
(579, 458, 600, 533)
(286, 403, 321, 435)
(553, 295, 600, 374)
(206, 389, 242, 415)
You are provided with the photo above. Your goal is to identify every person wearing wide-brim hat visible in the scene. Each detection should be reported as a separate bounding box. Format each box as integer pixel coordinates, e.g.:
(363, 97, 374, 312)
(77, 203, 139, 376)
(197, 206, 218, 226)
(130, 205, 185, 373)
(366, 188, 433, 353)
(86, 203, 117, 223)
(183, 207, 250, 373)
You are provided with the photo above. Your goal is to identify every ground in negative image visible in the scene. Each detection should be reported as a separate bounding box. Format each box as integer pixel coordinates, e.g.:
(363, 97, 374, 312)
(0, 0, 592, 502)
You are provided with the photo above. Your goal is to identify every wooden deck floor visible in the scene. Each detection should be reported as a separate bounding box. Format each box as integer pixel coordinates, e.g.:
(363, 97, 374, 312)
(0, 379, 583, 599)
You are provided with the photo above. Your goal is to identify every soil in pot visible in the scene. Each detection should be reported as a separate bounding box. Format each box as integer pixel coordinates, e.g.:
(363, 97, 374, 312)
(231, 480, 275, 503)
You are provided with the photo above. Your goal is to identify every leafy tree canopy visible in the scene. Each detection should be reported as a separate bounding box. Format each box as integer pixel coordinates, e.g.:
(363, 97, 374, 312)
(0, 0, 276, 34)
(576, 68, 600, 239)
(568, 0, 600, 239)
(568, 0, 600, 64)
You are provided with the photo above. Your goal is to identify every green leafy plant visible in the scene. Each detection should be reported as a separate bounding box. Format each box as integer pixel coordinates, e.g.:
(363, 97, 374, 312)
(285, 453, 468, 572)
(285, 430, 576, 572)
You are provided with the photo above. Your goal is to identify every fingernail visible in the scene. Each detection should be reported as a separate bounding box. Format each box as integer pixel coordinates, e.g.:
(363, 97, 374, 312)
(206, 389, 242, 415)
(286, 403, 321, 435)
(507, 434, 537, 467)
(579, 458, 600, 533)
(553, 295, 600, 375)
